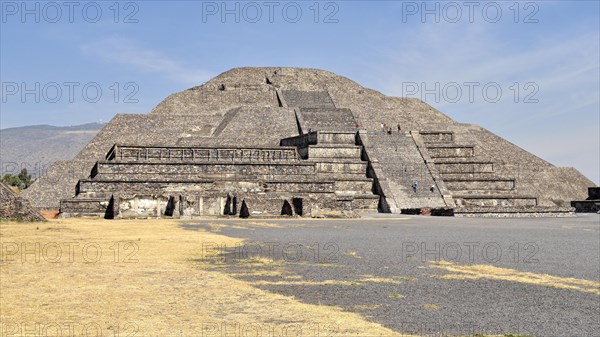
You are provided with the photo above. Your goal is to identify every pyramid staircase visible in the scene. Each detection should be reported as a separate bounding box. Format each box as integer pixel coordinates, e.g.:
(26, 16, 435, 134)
(281, 131, 380, 213)
(360, 131, 447, 211)
(59, 130, 379, 218)
(418, 130, 571, 216)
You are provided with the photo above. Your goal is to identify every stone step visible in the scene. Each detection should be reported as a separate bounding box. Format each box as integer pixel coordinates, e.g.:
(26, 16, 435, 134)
(434, 161, 495, 174)
(92, 161, 316, 179)
(336, 194, 380, 210)
(307, 157, 366, 163)
(375, 158, 427, 165)
(315, 161, 367, 174)
(440, 172, 500, 180)
(449, 189, 519, 196)
(454, 205, 574, 216)
(419, 131, 454, 144)
(444, 179, 515, 191)
(426, 143, 474, 148)
(427, 145, 475, 158)
(309, 143, 360, 148)
(308, 145, 362, 159)
(316, 171, 368, 179)
(386, 178, 443, 199)
(365, 131, 447, 209)
(452, 194, 538, 207)
(432, 157, 495, 163)
(334, 179, 374, 192)
(76, 191, 113, 199)
(60, 198, 109, 217)
(77, 178, 374, 196)
(298, 107, 357, 132)
(266, 179, 373, 194)
(77, 180, 214, 195)
(354, 208, 380, 214)
(316, 131, 357, 145)
(431, 156, 495, 164)
(282, 90, 336, 109)
(370, 132, 412, 138)
(93, 171, 339, 181)
(93, 173, 340, 182)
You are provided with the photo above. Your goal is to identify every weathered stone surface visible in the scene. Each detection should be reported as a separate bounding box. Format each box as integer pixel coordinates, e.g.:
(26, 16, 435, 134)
(571, 187, 600, 213)
(60, 129, 379, 218)
(0, 182, 45, 221)
(21, 67, 594, 217)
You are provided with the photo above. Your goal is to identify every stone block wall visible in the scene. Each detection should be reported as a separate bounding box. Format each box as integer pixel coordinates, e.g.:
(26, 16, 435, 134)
(427, 146, 474, 158)
(297, 108, 357, 132)
(214, 107, 299, 147)
(25, 114, 213, 209)
(282, 90, 336, 109)
(60, 129, 380, 218)
(444, 179, 515, 191)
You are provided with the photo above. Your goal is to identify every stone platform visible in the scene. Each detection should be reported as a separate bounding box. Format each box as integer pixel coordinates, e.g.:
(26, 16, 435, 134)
(20, 67, 592, 218)
(60, 131, 380, 218)
(571, 187, 600, 213)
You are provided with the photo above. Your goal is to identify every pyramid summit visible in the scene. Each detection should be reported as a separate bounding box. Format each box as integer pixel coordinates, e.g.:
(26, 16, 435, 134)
(24, 67, 594, 217)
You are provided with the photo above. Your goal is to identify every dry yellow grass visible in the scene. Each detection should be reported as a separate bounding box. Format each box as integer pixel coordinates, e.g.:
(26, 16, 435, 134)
(430, 261, 600, 295)
(343, 250, 362, 259)
(249, 279, 363, 286)
(0, 218, 413, 336)
(247, 221, 286, 228)
(359, 276, 402, 284)
(387, 292, 404, 299)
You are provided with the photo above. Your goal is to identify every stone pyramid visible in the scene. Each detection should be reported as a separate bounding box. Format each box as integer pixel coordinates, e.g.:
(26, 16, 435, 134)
(22, 67, 594, 217)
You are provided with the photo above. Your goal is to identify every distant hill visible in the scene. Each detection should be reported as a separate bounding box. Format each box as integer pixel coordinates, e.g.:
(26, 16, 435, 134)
(0, 123, 105, 178)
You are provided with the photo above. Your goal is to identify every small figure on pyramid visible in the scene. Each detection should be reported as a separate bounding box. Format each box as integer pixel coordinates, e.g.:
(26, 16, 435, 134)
(412, 180, 419, 192)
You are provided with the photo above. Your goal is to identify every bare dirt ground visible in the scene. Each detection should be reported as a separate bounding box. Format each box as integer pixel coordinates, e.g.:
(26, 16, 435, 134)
(0, 218, 408, 337)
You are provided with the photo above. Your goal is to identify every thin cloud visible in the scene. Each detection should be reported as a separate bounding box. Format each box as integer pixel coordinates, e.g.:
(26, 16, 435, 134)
(368, 19, 599, 121)
(81, 37, 212, 85)
(362, 18, 599, 183)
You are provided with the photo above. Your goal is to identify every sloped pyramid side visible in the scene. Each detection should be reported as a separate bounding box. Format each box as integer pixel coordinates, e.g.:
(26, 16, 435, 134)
(22, 67, 595, 212)
(1, 182, 45, 221)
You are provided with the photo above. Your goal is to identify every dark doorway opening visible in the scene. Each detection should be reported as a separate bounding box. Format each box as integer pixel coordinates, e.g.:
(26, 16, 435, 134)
(165, 196, 176, 216)
(224, 195, 238, 215)
(292, 198, 303, 216)
(104, 195, 115, 219)
(239, 200, 250, 218)
(281, 200, 293, 216)
(224, 195, 231, 215)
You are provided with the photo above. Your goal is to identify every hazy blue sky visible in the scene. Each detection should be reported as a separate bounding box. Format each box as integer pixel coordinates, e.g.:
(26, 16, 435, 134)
(1, 1, 598, 183)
